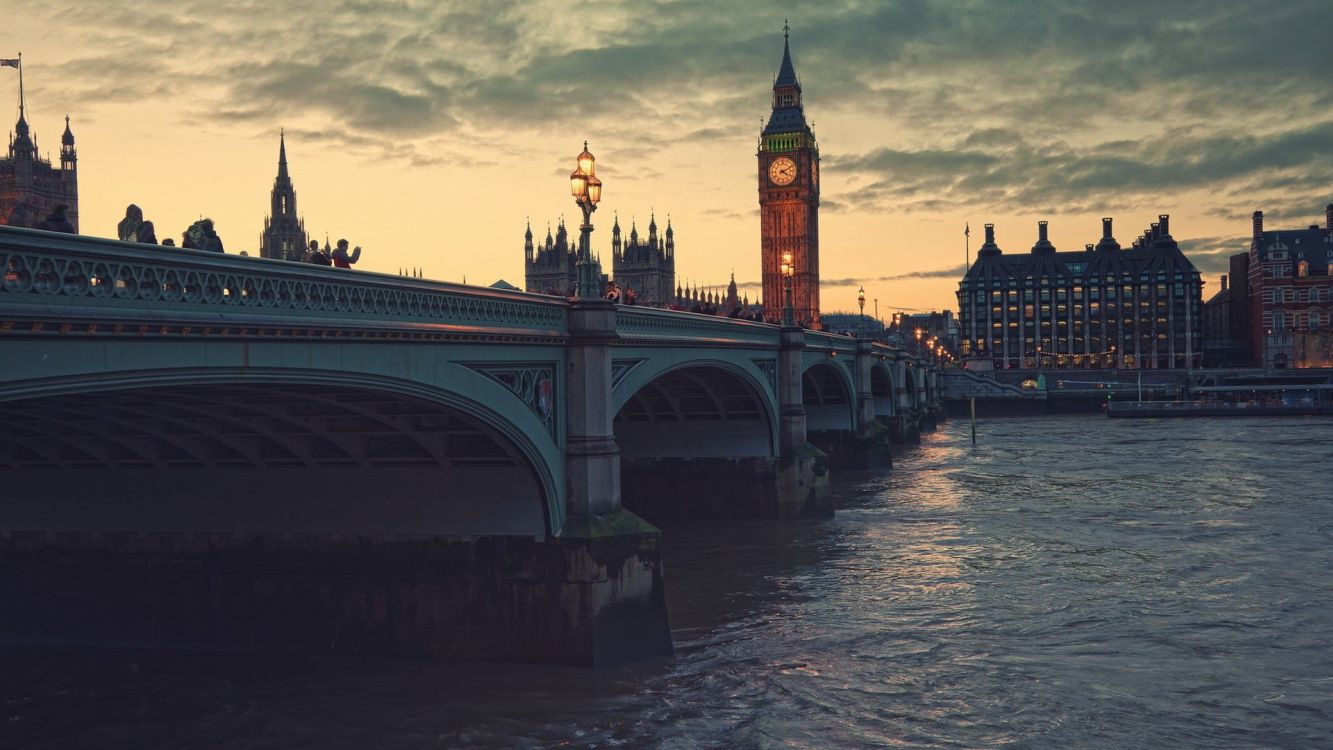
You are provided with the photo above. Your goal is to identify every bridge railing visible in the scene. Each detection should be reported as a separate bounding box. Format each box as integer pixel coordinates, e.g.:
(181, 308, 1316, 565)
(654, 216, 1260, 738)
(804, 329, 859, 354)
(0, 227, 568, 337)
(614, 306, 780, 347)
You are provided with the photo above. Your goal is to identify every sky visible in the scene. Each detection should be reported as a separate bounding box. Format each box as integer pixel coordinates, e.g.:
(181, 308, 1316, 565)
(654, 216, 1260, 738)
(6, 0, 1333, 318)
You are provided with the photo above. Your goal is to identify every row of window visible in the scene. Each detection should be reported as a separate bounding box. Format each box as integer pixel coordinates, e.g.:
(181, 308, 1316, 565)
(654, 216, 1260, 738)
(1262, 286, 1333, 303)
(1265, 310, 1333, 330)
(971, 300, 1195, 314)
(977, 354, 1197, 369)
(968, 284, 1196, 303)
(961, 272, 1198, 291)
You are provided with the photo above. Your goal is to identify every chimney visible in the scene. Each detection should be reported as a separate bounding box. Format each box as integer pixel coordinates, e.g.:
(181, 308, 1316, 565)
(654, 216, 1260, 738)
(1038, 220, 1049, 243)
(1085, 244, 1094, 251)
(1150, 222, 1160, 243)
(984, 224, 995, 244)
(1102, 217, 1113, 239)
(1253, 210, 1263, 239)
(1220, 274, 1228, 292)
(1158, 214, 1170, 237)
(1326, 203, 1332, 230)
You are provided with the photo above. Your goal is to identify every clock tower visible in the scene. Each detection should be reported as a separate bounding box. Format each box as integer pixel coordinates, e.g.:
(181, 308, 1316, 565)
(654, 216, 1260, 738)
(758, 24, 820, 327)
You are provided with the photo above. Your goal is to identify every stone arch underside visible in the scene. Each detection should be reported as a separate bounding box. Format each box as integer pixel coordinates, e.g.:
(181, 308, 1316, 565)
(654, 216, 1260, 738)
(803, 362, 854, 431)
(871, 364, 896, 417)
(614, 364, 774, 458)
(0, 382, 550, 537)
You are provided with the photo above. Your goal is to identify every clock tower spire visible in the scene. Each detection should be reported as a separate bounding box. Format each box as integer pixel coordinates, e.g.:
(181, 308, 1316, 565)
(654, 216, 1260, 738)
(758, 22, 820, 327)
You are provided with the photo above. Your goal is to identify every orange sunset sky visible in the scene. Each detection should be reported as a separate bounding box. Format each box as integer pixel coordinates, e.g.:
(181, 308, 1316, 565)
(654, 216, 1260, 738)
(7, 1, 1332, 317)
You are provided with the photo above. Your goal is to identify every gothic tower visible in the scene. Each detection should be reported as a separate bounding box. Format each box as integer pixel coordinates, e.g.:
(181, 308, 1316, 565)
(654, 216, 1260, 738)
(259, 131, 307, 261)
(757, 24, 820, 327)
(611, 210, 676, 304)
(0, 57, 80, 231)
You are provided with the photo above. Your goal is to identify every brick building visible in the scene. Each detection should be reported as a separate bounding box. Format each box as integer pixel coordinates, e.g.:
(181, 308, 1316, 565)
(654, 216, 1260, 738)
(1246, 205, 1333, 368)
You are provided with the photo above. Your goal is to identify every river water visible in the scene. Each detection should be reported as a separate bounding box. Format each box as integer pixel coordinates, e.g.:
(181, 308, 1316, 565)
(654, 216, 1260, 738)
(5, 416, 1333, 749)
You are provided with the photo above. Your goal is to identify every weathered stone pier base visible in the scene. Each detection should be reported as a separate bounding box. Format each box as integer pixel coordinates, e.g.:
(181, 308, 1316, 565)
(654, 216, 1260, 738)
(809, 427, 893, 471)
(0, 514, 672, 666)
(620, 449, 831, 522)
(886, 414, 922, 445)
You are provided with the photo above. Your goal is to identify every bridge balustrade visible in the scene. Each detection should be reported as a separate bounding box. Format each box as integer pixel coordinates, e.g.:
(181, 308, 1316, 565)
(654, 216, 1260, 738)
(614, 305, 778, 346)
(0, 227, 567, 337)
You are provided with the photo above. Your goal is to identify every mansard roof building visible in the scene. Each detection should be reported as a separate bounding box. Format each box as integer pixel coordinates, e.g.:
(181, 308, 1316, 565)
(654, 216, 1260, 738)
(958, 216, 1203, 370)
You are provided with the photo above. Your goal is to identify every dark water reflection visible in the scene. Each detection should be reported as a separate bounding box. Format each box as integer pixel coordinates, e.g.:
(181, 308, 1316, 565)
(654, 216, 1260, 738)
(5, 416, 1333, 748)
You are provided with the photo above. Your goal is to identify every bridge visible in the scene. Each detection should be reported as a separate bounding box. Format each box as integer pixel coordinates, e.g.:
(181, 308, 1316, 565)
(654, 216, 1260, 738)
(0, 225, 942, 664)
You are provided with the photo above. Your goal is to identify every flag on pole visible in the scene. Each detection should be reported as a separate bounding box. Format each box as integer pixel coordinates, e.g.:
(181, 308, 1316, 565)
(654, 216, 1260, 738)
(0, 59, 19, 69)
(964, 222, 970, 237)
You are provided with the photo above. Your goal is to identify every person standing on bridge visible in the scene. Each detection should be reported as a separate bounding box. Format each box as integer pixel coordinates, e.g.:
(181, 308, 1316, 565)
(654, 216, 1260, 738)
(39, 204, 75, 234)
(332, 239, 361, 269)
(306, 239, 331, 266)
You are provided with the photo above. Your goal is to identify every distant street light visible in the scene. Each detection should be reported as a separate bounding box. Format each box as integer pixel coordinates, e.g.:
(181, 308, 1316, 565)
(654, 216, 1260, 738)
(569, 141, 603, 298)
(857, 285, 866, 338)
(781, 251, 795, 326)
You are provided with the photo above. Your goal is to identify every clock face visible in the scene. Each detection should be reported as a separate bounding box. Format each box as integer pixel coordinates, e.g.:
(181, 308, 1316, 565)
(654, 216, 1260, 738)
(768, 156, 797, 186)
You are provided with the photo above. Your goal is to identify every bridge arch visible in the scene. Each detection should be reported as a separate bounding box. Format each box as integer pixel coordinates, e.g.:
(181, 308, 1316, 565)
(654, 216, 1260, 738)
(903, 364, 921, 411)
(802, 360, 855, 431)
(0, 366, 562, 538)
(612, 360, 777, 459)
(871, 361, 897, 418)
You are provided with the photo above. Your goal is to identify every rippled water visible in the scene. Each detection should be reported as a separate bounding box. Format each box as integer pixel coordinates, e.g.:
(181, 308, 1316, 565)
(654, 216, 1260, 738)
(5, 416, 1333, 749)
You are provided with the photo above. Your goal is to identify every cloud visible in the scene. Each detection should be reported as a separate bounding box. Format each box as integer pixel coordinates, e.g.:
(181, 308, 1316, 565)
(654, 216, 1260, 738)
(1177, 235, 1248, 274)
(16, 0, 1333, 299)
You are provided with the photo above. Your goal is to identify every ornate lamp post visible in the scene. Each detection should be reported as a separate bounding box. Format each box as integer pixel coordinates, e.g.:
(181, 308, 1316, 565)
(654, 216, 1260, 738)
(569, 141, 604, 299)
(780, 251, 795, 326)
(857, 285, 866, 338)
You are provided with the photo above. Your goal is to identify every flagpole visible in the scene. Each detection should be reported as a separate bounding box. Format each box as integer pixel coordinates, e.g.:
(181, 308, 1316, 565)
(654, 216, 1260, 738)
(964, 222, 970, 274)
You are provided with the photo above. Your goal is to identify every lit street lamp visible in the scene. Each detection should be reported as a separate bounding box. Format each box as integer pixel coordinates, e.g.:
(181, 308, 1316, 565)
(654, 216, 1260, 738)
(780, 251, 795, 326)
(857, 285, 866, 338)
(569, 141, 603, 298)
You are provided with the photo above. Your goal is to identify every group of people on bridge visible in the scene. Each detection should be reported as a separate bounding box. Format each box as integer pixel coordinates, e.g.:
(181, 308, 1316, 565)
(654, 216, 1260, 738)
(104, 204, 363, 268)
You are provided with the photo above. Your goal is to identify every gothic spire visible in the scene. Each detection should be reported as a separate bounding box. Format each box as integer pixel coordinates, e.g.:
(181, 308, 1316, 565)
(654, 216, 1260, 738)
(775, 21, 800, 90)
(277, 129, 289, 181)
(763, 25, 810, 137)
(61, 114, 74, 146)
(9, 53, 33, 160)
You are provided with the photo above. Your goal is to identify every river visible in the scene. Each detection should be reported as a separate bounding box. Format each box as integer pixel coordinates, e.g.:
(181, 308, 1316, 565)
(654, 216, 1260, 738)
(4, 416, 1332, 748)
